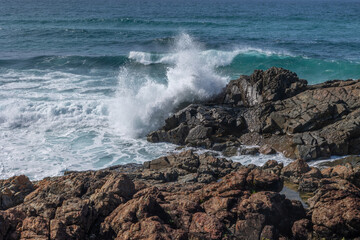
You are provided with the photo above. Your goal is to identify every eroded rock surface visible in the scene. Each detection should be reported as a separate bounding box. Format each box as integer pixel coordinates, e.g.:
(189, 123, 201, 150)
(1, 151, 360, 239)
(0, 151, 303, 240)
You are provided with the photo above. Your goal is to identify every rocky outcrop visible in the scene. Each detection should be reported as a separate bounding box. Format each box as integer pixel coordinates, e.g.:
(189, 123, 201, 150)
(0, 151, 306, 240)
(222, 67, 307, 106)
(148, 67, 360, 161)
(2, 151, 360, 239)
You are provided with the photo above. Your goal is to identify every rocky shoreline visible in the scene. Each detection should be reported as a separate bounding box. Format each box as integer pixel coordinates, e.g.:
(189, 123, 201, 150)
(1, 151, 360, 239)
(148, 67, 360, 161)
(1, 67, 360, 240)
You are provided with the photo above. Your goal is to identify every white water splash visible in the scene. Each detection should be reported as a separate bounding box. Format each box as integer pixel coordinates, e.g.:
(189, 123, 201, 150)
(110, 33, 230, 137)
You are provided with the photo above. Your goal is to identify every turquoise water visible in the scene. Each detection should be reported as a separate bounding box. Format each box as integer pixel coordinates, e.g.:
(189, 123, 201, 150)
(0, 0, 359, 179)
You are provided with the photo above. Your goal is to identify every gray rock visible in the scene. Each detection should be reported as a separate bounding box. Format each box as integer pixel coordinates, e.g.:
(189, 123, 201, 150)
(147, 67, 360, 161)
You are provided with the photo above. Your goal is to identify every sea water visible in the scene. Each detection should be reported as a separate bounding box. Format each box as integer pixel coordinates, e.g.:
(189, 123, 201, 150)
(0, 0, 359, 179)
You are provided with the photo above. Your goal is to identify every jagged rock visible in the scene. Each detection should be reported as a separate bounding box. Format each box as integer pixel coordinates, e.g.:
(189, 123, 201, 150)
(262, 160, 283, 176)
(189, 212, 224, 239)
(142, 150, 241, 184)
(0, 171, 136, 240)
(147, 67, 360, 161)
(318, 155, 360, 168)
(320, 161, 360, 189)
(0, 175, 34, 210)
(3, 150, 360, 239)
(222, 67, 307, 106)
(292, 219, 312, 240)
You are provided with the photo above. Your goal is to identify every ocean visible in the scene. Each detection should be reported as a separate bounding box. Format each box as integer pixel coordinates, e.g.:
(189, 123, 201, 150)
(0, 0, 359, 179)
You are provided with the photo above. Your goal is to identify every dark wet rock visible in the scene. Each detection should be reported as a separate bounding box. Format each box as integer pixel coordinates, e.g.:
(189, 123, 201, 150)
(148, 67, 360, 161)
(222, 67, 307, 106)
(318, 155, 360, 168)
(239, 147, 259, 155)
(222, 146, 238, 157)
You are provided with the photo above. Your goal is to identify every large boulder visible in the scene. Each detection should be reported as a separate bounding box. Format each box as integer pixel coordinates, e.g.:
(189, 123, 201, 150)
(223, 67, 307, 106)
(308, 178, 360, 239)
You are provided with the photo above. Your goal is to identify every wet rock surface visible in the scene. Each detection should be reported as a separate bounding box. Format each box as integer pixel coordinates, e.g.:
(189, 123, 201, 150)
(1, 151, 360, 239)
(148, 67, 360, 161)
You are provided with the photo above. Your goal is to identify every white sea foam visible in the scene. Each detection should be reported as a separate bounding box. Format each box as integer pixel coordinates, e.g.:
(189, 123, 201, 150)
(0, 68, 177, 180)
(128, 44, 294, 66)
(110, 33, 230, 137)
(128, 51, 155, 65)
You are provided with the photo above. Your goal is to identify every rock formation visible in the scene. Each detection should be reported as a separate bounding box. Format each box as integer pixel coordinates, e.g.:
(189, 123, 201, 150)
(1, 151, 360, 239)
(148, 67, 360, 161)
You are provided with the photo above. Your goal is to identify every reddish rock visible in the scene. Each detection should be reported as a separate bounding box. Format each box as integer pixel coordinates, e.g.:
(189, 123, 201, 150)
(308, 178, 360, 239)
(281, 159, 311, 183)
(6, 151, 360, 240)
(260, 225, 277, 240)
(189, 212, 224, 239)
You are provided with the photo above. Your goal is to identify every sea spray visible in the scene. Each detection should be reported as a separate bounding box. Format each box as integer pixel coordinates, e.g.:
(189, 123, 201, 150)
(110, 33, 230, 137)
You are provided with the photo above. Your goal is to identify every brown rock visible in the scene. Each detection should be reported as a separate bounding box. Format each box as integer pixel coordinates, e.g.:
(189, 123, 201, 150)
(189, 212, 224, 239)
(21, 216, 49, 240)
(0, 175, 34, 210)
(259, 144, 276, 155)
(308, 178, 360, 238)
(292, 219, 312, 240)
(281, 159, 311, 183)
